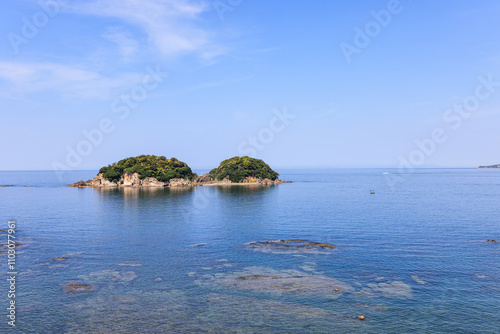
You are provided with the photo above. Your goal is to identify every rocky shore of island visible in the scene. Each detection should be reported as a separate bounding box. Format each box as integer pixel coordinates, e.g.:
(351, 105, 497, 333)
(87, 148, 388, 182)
(69, 172, 291, 188)
(69, 155, 291, 188)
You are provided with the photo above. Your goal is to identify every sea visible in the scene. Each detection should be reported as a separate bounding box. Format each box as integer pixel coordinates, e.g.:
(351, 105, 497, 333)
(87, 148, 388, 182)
(0, 169, 498, 333)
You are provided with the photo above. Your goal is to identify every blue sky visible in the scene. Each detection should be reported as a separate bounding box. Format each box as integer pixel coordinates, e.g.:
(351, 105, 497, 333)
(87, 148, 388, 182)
(1, 0, 500, 171)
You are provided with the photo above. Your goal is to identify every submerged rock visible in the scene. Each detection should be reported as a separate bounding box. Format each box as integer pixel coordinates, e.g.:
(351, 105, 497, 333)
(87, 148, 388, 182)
(201, 293, 363, 332)
(351, 303, 388, 312)
(63, 282, 96, 292)
(207, 293, 333, 318)
(203, 266, 353, 297)
(352, 287, 377, 298)
(66, 289, 190, 333)
(0, 241, 25, 255)
(117, 262, 142, 267)
(77, 269, 138, 284)
(365, 281, 413, 298)
(64, 287, 362, 333)
(411, 275, 427, 285)
(246, 239, 336, 254)
(63, 252, 84, 257)
(50, 264, 69, 269)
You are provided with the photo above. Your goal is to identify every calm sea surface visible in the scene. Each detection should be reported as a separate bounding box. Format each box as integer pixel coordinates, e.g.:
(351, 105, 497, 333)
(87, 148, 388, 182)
(0, 169, 499, 333)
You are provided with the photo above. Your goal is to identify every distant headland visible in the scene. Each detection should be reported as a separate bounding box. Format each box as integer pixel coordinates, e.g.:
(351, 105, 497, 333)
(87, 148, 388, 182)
(69, 155, 291, 188)
(478, 164, 500, 169)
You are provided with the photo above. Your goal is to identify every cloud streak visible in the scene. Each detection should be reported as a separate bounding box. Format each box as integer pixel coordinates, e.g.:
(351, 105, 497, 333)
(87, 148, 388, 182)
(0, 1, 229, 99)
(103, 27, 140, 60)
(65, 0, 220, 58)
(0, 61, 141, 99)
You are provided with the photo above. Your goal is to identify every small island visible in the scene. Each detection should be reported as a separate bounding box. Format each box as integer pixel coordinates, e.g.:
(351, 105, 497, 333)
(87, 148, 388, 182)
(478, 164, 500, 168)
(69, 155, 291, 188)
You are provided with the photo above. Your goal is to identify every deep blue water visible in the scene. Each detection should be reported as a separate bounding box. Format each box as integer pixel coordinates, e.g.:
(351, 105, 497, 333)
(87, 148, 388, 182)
(0, 169, 499, 333)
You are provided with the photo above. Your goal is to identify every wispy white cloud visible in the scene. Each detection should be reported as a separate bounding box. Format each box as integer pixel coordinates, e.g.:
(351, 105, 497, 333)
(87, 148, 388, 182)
(0, 61, 141, 99)
(103, 27, 139, 60)
(65, 0, 221, 58)
(0, 1, 232, 100)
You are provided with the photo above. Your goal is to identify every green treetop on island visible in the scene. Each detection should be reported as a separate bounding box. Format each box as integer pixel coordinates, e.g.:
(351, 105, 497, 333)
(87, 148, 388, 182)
(209, 156, 279, 183)
(98, 155, 196, 182)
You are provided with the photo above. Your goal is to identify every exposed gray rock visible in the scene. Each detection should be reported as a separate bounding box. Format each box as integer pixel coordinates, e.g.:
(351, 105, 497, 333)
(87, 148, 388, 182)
(245, 240, 336, 254)
(69, 173, 166, 188)
(194, 173, 212, 183)
(168, 178, 194, 187)
(194, 174, 292, 186)
(70, 172, 291, 188)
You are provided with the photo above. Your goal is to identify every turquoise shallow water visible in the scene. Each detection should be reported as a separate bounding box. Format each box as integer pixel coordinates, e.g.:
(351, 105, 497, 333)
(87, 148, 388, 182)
(0, 169, 499, 333)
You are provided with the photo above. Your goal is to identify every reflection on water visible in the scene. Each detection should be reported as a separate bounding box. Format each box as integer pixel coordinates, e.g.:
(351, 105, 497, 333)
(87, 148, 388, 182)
(91, 186, 277, 227)
(212, 184, 275, 195)
(93, 187, 197, 224)
(215, 185, 276, 218)
(92, 185, 274, 208)
(93, 186, 195, 201)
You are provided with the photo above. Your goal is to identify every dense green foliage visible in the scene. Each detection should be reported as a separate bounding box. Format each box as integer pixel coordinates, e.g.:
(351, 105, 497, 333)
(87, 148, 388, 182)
(98, 155, 196, 182)
(209, 156, 279, 183)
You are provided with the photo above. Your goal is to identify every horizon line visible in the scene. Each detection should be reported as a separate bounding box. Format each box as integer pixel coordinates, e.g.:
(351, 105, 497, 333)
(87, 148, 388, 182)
(0, 167, 489, 172)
